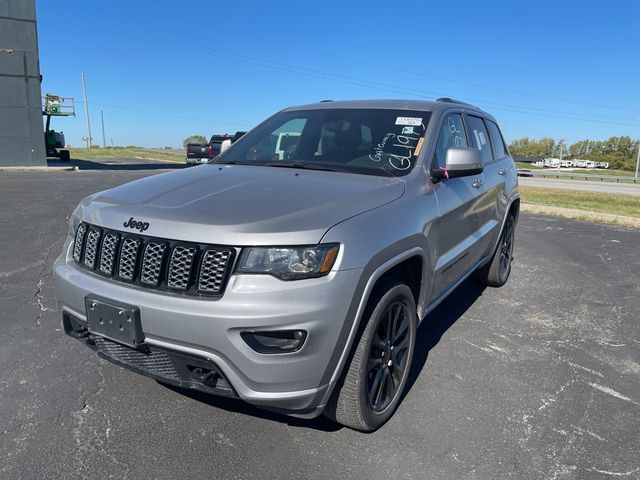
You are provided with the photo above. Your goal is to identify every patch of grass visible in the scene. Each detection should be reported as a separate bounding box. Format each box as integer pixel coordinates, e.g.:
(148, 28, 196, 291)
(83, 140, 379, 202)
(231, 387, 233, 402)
(525, 168, 638, 183)
(567, 168, 634, 177)
(520, 204, 640, 228)
(519, 186, 640, 218)
(68, 147, 183, 163)
(515, 162, 543, 169)
(520, 165, 635, 176)
(535, 168, 634, 177)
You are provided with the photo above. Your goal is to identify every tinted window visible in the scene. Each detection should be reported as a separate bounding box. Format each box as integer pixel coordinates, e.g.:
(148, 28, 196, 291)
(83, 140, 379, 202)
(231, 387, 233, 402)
(487, 121, 508, 159)
(433, 113, 468, 170)
(466, 115, 493, 164)
(216, 109, 431, 177)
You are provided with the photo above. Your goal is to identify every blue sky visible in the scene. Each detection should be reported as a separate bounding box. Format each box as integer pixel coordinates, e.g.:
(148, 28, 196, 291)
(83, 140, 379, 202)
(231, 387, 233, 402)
(36, 0, 640, 148)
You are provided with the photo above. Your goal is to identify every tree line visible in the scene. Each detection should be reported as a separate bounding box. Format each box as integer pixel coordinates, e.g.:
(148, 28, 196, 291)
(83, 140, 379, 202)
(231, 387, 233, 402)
(508, 136, 639, 170)
(183, 135, 208, 147)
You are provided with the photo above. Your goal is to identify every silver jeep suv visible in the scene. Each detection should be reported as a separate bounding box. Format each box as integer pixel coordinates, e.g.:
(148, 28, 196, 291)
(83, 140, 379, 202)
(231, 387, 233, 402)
(53, 98, 519, 431)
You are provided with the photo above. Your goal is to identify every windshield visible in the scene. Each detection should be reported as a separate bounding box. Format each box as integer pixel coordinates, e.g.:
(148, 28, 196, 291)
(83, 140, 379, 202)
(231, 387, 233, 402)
(214, 108, 431, 176)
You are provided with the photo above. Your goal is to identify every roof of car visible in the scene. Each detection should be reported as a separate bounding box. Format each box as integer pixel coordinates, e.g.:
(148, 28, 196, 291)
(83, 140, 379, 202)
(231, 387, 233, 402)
(284, 98, 487, 116)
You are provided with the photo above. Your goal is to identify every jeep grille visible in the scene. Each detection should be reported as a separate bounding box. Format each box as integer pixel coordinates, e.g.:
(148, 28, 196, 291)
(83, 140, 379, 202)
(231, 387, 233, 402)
(72, 222, 235, 297)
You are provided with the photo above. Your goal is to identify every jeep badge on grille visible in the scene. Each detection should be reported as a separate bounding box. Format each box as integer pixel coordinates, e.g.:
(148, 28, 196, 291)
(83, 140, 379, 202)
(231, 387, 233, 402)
(123, 217, 150, 232)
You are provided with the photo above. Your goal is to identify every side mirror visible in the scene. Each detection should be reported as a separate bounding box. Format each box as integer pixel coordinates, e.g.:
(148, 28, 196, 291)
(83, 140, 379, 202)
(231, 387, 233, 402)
(433, 147, 484, 180)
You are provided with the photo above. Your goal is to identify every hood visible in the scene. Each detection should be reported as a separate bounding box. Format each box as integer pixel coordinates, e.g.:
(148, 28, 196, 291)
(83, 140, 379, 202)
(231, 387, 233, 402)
(81, 164, 405, 245)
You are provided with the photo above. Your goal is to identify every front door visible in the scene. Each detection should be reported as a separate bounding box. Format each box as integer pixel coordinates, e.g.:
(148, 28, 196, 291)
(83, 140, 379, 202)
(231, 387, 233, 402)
(429, 112, 485, 301)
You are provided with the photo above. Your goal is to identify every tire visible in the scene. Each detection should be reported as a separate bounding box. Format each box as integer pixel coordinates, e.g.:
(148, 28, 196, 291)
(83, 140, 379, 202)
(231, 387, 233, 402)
(59, 150, 70, 162)
(324, 278, 416, 431)
(476, 214, 515, 287)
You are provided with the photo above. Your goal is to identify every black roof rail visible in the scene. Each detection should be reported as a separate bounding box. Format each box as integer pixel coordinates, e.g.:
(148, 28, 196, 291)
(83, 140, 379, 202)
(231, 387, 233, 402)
(319, 99, 333, 102)
(436, 97, 477, 108)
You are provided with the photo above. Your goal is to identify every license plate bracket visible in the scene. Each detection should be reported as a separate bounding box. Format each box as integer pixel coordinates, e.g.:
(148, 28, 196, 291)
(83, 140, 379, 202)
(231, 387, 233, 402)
(85, 296, 144, 349)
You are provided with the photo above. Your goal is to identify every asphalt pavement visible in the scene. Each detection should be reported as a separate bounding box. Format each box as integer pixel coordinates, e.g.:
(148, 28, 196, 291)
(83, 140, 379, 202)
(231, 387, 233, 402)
(1, 157, 639, 480)
(519, 177, 640, 195)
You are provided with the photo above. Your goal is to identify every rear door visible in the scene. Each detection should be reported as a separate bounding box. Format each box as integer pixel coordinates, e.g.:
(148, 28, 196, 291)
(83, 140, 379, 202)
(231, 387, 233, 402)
(429, 111, 485, 300)
(466, 115, 509, 258)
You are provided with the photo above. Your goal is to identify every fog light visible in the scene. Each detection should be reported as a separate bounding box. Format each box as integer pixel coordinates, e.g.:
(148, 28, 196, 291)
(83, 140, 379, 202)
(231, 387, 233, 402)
(241, 330, 307, 354)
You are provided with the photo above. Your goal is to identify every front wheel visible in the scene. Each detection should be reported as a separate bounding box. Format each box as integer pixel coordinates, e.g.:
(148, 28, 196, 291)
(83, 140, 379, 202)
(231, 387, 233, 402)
(324, 278, 416, 431)
(476, 214, 515, 287)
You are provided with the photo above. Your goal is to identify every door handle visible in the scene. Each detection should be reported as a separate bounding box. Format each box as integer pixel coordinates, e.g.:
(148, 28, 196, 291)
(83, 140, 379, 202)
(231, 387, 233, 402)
(472, 178, 484, 188)
(498, 168, 507, 176)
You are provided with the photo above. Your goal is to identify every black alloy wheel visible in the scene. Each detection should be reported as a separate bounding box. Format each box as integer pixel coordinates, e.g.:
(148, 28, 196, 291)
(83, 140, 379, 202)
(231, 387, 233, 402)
(367, 300, 411, 413)
(324, 279, 417, 431)
(499, 218, 514, 281)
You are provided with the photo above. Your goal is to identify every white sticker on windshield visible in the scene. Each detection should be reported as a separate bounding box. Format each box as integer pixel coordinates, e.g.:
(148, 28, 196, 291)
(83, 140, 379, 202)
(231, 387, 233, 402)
(395, 117, 423, 126)
(401, 126, 414, 134)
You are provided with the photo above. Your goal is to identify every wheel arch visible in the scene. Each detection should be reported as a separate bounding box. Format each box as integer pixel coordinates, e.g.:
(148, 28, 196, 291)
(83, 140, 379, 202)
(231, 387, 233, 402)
(509, 197, 520, 224)
(317, 245, 430, 409)
(487, 194, 520, 259)
(375, 255, 423, 314)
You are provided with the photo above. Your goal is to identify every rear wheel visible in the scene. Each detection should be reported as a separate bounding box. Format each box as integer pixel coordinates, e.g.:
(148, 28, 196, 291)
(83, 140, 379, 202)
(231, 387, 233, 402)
(476, 214, 515, 287)
(324, 278, 416, 431)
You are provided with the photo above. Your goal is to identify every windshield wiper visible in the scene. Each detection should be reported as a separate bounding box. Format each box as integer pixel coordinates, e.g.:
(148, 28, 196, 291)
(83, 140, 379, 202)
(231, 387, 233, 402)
(213, 160, 238, 165)
(264, 162, 337, 172)
(375, 164, 397, 177)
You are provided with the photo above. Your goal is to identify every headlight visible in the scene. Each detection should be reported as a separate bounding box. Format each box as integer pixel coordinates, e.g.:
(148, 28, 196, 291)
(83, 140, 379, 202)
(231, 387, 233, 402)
(236, 244, 340, 280)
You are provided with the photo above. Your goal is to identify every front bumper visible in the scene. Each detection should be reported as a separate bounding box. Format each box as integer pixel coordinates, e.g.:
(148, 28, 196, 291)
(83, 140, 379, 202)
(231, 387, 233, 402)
(53, 242, 362, 417)
(64, 311, 238, 397)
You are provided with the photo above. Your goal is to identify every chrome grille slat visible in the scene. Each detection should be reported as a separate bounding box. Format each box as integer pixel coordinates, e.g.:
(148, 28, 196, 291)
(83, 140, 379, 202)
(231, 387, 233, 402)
(72, 223, 87, 262)
(72, 222, 233, 296)
(198, 249, 231, 293)
(140, 242, 166, 285)
(118, 237, 141, 281)
(167, 246, 196, 290)
(83, 228, 102, 269)
(99, 233, 119, 275)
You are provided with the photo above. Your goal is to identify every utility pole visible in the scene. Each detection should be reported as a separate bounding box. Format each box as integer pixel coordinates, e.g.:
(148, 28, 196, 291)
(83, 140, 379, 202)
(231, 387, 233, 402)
(635, 140, 640, 178)
(558, 139, 564, 169)
(100, 109, 106, 148)
(81, 72, 92, 148)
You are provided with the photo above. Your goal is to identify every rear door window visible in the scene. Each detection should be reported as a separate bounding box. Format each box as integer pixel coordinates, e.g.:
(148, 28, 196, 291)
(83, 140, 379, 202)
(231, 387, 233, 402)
(487, 121, 508, 159)
(466, 115, 493, 165)
(433, 113, 468, 171)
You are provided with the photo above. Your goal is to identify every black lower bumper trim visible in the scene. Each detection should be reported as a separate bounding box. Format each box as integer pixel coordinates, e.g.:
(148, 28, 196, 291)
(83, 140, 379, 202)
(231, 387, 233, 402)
(63, 312, 237, 398)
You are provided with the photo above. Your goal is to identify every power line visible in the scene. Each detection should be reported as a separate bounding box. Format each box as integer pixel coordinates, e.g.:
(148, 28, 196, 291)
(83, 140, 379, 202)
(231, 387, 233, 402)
(75, 98, 252, 128)
(39, 14, 640, 131)
(173, 38, 639, 125)
(88, 0, 637, 115)
(218, 28, 639, 115)
(68, 21, 640, 128)
(468, 103, 640, 128)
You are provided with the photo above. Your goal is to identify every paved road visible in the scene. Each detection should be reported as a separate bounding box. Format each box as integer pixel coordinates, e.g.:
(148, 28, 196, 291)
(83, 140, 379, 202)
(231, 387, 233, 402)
(1, 158, 639, 479)
(519, 177, 640, 196)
